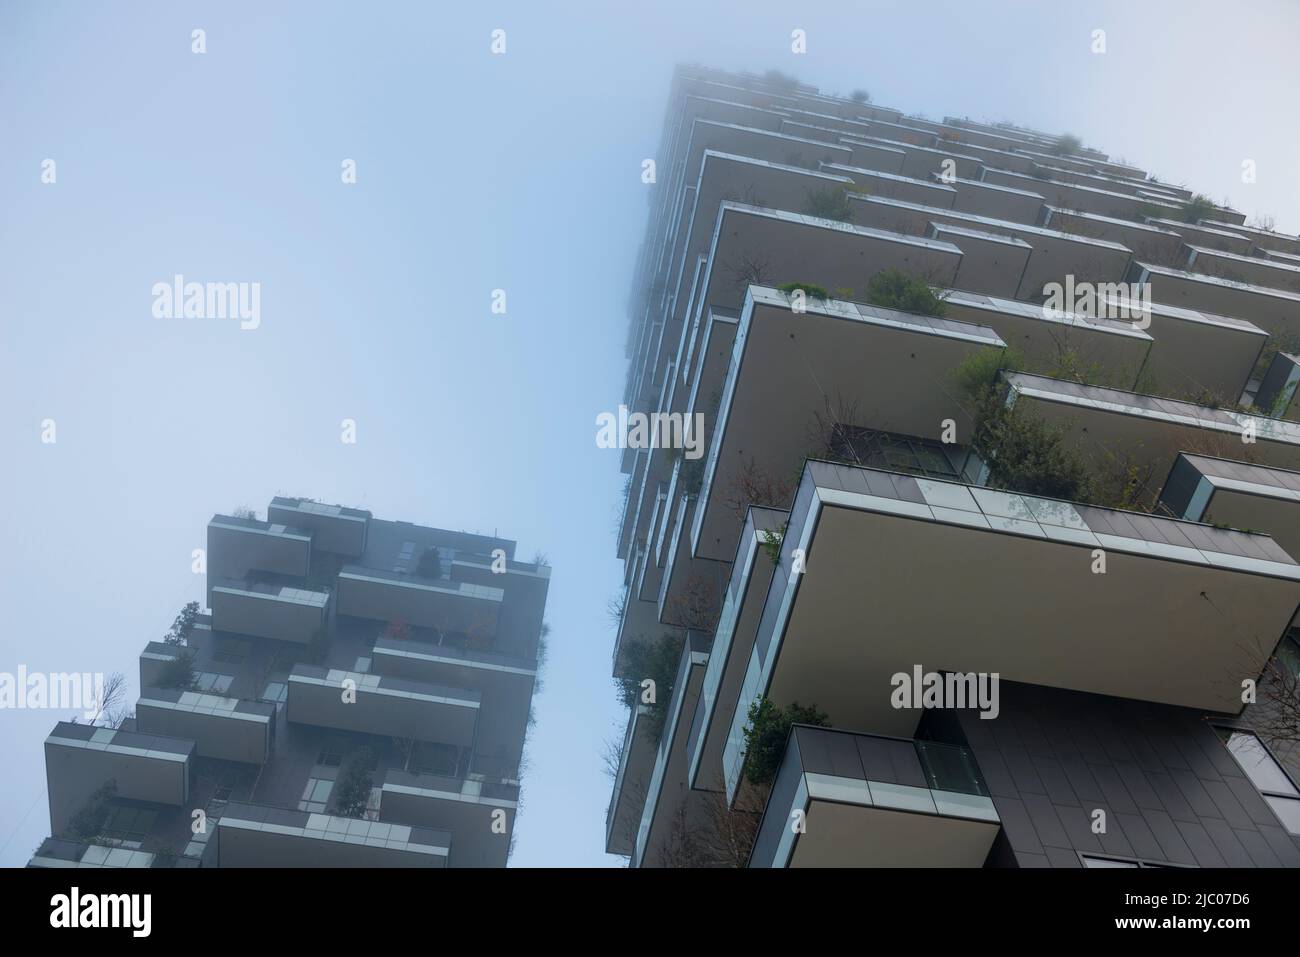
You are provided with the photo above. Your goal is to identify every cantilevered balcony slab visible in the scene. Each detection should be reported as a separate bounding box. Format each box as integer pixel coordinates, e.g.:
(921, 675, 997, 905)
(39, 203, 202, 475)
(380, 769, 517, 868)
(696, 203, 963, 320)
(825, 163, 957, 208)
(1113, 297, 1264, 401)
(632, 632, 711, 868)
(337, 565, 502, 635)
(45, 723, 193, 836)
(606, 704, 659, 856)
(371, 636, 533, 761)
(136, 688, 275, 765)
(724, 461, 1300, 799)
(215, 802, 449, 867)
(286, 665, 479, 745)
(846, 194, 1133, 299)
(267, 497, 370, 557)
(1218, 221, 1300, 257)
(209, 578, 330, 644)
(982, 168, 1180, 221)
(939, 289, 1152, 389)
(1041, 208, 1185, 266)
(1161, 453, 1300, 560)
(206, 516, 311, 602)
(839, 136, 984, 182)
(1003, 371, 1300, 482)
(1256, 353, 1300, 419)
(139, 641, 188, 691)
(1130, 262, 1300, 340)
(1185, 244, 1300, 294)
(692, 285, 1005, 562)
(679, 121, 853, 206)
(28, 838, 161, 869)
(749, 726, 999, 868)
(687, 506, 786, 793)
(1146, 218, 1255, 256)
(926, 223, 1030, 297)
(833, 138, 906, 175)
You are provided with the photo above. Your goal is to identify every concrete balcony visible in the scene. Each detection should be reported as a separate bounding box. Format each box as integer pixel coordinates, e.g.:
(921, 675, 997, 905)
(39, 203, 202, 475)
(379, 768, 518, 868)
(1146, 218, 1255, 256)
(285, 665, 479, 745)
(847, 194, 1133, 299)
(28, 838, 163, 869)
(939, 289, 1152, 389)
(214, 802, 449, 867)
(605, 704, 658, 856)
(370, 635, 534, 762)
(1041, 208, 1185, 265)
(209, 577, 330, 644)
(723, 461, 1300, 803)
(1185, 244, 1300, 294)
(939, 176, 1044, 223)
(206, 515, 311, 601)
(44, 722, 193, 836)
(1160, 453, 1300, 560)
(1131, 261, 1300, 340)
(926, 222, 1030, 297)
(632, 632, 711, 868)
(1257, 352, 1300, 419)
(687, 506, 787, 794)
(1002, 371, 1300, 483)
(336, 564, 502, 636)
(828, 163, 957, 207)
(750, 725, 999, 868)
(267, 497, 370, 557)
(692, 285, 1004, 562)
(135, 688, 276, 765)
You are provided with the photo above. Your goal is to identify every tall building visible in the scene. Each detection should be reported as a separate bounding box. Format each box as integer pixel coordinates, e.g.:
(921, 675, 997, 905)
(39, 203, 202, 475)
(606, 64, 1300, 868)
(31, 497, 550, 868)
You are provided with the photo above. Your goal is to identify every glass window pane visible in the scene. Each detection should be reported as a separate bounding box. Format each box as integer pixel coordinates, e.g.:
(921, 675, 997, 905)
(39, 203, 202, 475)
(1082, 855, 1139, 868)
(1265, 795, 1300, 835)
(1222, 731, 1299, 796)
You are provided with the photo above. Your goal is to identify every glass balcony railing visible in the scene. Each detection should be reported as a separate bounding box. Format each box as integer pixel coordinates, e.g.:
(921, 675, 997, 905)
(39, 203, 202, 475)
(914, 739, 989, 797)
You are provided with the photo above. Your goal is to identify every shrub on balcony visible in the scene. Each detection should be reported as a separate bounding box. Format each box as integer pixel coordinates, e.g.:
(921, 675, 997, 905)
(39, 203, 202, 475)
(332, 746, 379, 818)
(803, 184, 855, 223)
(1181, 193, 1217, 224)
(776, 280, 830, 301)
(63, 781, 117, 842)
(414, 546, 441, 579)
(849, 88, 871, 104)
(742, 698, 830, 786)
(156, 650, 198, 690)
(162, 601, 200, 646)
(864, 268, 948, 318)
(616, 634, 685, 742)
(1051, 133, 1082, 157)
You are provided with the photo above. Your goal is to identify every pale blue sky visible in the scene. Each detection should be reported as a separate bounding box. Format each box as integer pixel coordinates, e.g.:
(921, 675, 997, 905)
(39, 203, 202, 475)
(2, 0, 1297, 867)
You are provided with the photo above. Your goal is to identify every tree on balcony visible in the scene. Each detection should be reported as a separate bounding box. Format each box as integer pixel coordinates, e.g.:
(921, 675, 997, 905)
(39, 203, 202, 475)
(331, 746, 380, 819)
(742, 698, 830, 786)
(863, 267, 949, 318)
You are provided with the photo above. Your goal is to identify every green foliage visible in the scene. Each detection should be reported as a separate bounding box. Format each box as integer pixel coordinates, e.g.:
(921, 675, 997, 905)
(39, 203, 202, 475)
(303, 550, 346, 592)
(1051, 133, 1082, 156)
(777, 281, 830, 301)
(414, 546, 442, 579)
(864, 268, 948, 318)
(975, 405, 1093, 501)
(616, 634, 685, 741)
(742, 699, 830, 785)
(1181, 193, 1217, 224)
(679, 454, 706, 496)
(163, 601, 200, 646)
(64, 781, 117, 841)
(849, 88, 871, 104)
(156, 650, 197, 690)
(803, 184, 855, 223)
(759, 524, 786, 566)
(762, 68, 800, 90)
(332, 746, 379, 818)
(952, 346, 1023, 401)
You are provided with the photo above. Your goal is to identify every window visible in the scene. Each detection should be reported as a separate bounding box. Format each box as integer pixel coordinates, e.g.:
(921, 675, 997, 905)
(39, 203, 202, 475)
(299, 778, 333, 813)
(1216, 727, 1300, 836)
(194, 672, 234, 694)
(828, 427, 961, 480)
(1082, 855, 1138, 868)
(316, 740, 346, 768)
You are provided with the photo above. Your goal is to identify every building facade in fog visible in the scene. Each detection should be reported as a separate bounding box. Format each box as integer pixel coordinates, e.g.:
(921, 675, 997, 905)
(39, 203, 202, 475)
(33, 497, 549, 867)
(607, 64, 1300, 867)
